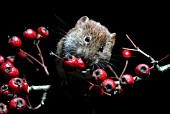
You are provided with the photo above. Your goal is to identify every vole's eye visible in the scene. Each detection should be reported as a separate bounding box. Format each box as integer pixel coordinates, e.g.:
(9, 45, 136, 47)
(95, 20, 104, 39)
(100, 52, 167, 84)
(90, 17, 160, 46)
(99, 46, 104, 52)
(84, 36, 91, 43)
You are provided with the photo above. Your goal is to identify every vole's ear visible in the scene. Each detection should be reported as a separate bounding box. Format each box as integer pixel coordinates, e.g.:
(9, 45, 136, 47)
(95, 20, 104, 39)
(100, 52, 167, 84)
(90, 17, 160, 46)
(110, 32, 116, 44)
(110, 33, 116, 39)
(75, 16, 89, 28)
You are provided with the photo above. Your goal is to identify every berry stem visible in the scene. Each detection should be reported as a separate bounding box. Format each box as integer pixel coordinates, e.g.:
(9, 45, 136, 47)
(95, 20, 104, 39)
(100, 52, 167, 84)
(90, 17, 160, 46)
(122, 47, 138, 51)
(35, 40, 44, 65)
(119, 60, 129, 79)
(107, 64, 119, 80)
(125, 34, 137, 48)
(19, 49, 49, 76)
(158, 53, 170, 62)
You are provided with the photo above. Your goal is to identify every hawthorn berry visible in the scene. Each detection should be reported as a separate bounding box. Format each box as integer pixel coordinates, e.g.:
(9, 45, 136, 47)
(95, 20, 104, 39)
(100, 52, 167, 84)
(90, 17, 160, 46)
(89, 85, 104, 96)
(22, 79, 29, 94)
(4, 66, 20, 79)
(77, 58, 85, 69)
(8, 36, 22, 48)
(7, 56, 15, 64)
(122, 49, 131, 59)
(63, 55, 78, 72)
(101, 78, 116, 93)
(9, 97, 27, 111)
(0, 61, 14, 72)
(92, 68, 107, 82)
(17, 50, 27, 58)
(0, 102, 8, 114)
(120, 74, 134, 85)
(37, 26, 49, 38)
(23, 28, 36, 39)
(8, 77, 24, 94)
(0, 55, 5, 65)
(135, 63, 150, 78)
(0, 84, 10, 96)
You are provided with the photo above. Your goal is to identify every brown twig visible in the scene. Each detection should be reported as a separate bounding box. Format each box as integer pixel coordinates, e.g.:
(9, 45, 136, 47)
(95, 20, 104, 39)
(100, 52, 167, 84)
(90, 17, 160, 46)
(107, 64, 119, 80)
(119, 60, 129, 79)
(158, 53, 170, 62)
(19, 49, 49, 76)
(125, 34, 158, 67)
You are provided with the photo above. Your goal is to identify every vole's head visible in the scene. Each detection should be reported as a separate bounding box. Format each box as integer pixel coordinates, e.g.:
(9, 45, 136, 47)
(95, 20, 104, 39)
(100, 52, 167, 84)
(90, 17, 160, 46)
(59, 16, 116, 69)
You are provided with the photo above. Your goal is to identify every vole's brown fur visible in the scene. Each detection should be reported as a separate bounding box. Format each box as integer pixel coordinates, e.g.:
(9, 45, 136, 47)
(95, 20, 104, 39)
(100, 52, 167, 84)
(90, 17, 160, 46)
(55, 16, 116, 86)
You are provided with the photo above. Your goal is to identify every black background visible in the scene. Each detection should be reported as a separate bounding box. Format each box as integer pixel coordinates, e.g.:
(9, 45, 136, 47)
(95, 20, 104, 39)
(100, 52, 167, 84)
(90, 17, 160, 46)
(0, 2, 170, 114)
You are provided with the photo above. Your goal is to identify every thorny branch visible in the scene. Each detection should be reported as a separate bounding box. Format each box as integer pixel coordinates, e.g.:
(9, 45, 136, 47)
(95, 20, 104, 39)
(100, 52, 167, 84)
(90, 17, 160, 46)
(124, 34, 170, 72)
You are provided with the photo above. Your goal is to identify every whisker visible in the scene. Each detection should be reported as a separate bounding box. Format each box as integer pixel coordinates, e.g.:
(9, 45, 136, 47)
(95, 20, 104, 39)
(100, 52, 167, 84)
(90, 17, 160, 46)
(97, 63, 105, 69)
(98, 61, 107, 69)
(50, 29, 66, 37)
(50, 24, 67, 34)
(107, 62, 121, 72)
(53, 14, 69, 30)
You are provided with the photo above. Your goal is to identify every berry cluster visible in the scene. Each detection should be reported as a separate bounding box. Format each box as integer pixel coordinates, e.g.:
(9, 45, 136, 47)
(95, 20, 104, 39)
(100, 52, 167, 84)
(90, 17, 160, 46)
(61, 48, 151, 97)
(0, 26, 50, 114)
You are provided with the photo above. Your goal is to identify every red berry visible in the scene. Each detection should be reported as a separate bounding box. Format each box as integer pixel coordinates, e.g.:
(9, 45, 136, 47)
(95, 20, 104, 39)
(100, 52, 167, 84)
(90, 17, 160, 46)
(89, 85, 104, 96)
(9, 97, 27, 111)
(135, 63, 150, 78)
(8, 36, 22, 48)
(101, 78, 116, 93)
(4, 66, 20, 79)
(63, 55, 78, 72)
(0, 102, 8, 114)
(8, 77, 24, 94)
(23, 28, 36, 39)
(7, 56, 15, 64)
(120, 74, 134, 85)
(0, 84, 10, 96)
(77, 58, 85, 69)
(37, 26, 49, 38)
(0, 55, 5, 65)
(122, 49, 131, 59)
(0, 61, 14, 72)
(18, 50, 27, 58)
(92, 68, 107, 82)
(22, 79, 29, 94)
